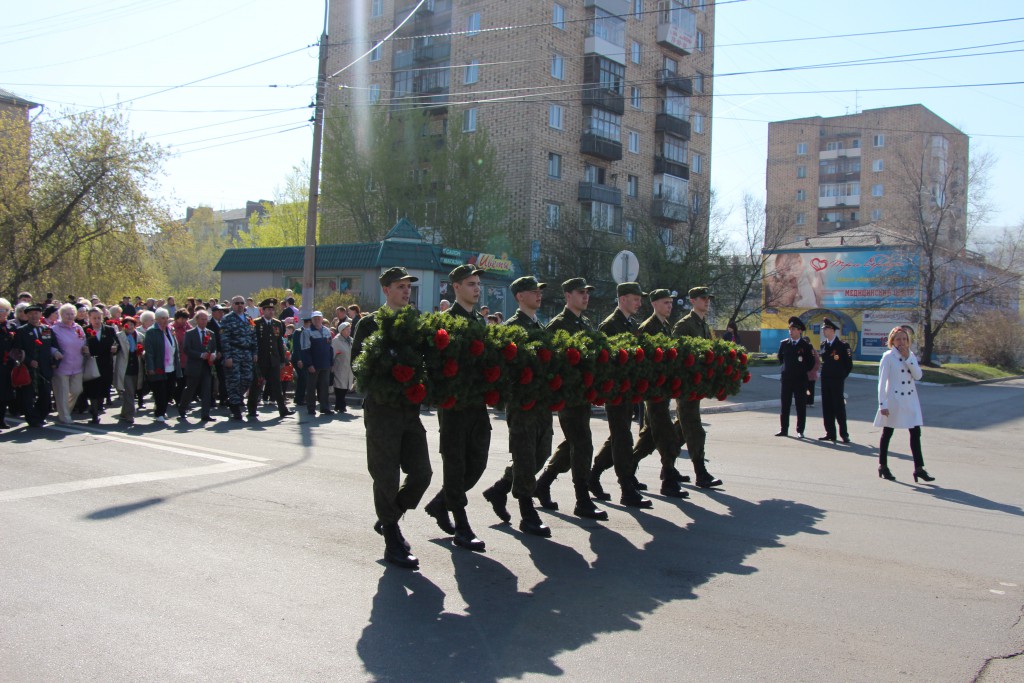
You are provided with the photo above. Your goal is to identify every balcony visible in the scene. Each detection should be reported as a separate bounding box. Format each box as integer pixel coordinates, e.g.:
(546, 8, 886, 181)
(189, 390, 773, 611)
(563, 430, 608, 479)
(398, 92, 448, 112)
(656, 2, 697, 55)
(580, 133, 623, 161)
(394, 50, 415, 69)
(655, 113, 691, 140)
(578, 181, 622, 206)
(414, 42, 451, 63)
(819, 147, 862, 160)
(817, 195, 860, 209)
(654, 156, 689, 180)
(584, 0, 630, 14)
(652, 197, 689, 221)
(656, 70, 693, 95)
(581, 86, 625, 115)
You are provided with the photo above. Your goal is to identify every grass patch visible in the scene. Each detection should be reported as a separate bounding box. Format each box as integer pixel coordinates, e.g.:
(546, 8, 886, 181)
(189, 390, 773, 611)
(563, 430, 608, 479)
(850, 360, 1019, 384)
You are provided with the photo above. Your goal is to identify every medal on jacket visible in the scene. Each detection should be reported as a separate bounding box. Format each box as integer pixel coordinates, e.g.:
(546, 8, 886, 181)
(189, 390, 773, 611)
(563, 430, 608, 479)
(797, 355, 803, 362)
(833, 353, 839, 360)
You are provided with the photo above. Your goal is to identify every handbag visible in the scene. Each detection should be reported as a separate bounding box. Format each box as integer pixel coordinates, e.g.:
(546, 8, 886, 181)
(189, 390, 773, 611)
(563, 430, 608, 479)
(83, 355, 101, 381)
(11, 362, 30, 388)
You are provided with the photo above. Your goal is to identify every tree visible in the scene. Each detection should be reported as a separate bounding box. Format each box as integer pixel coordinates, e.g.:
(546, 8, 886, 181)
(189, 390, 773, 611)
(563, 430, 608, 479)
(155, 208, 229, 301)
(0, 109, 167, 297)
(247, 163, 316, 248)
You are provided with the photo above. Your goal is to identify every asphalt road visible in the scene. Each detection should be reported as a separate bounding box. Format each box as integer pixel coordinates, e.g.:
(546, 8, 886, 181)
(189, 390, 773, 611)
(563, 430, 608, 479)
(2, 371, 1022, 682)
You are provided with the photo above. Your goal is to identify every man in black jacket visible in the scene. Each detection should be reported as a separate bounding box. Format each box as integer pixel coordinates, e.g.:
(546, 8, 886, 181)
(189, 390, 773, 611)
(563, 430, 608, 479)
(178, 310, 219, 423)
(14, 305, 59, 428)
(818, 317, 853, 443)
(776, 316, 815, 438)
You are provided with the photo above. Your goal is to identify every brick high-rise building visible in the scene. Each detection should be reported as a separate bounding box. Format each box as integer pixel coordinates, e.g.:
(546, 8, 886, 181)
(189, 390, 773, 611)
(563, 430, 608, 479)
(765, 104, 969, 250)
(325, 0, 714, 283)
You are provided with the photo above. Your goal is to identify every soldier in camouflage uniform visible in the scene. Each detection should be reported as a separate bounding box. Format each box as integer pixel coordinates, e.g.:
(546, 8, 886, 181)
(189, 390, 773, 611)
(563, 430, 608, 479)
(480, 276, 552, 538)
(219, 295, 258, 421)
(672, 286, 723, 489)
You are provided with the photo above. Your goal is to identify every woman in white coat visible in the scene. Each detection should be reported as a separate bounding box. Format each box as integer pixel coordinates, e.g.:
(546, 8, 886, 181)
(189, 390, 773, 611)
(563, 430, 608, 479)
(331, 322, 354, 414)
(873, 327, 934, 482)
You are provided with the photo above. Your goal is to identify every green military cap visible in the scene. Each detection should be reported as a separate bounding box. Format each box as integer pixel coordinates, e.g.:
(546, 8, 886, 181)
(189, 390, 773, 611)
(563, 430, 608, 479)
(379, 266, 419, 286)
(648, 288, 672, 302)
(562, 277, 595, 292)
(510, 275, 546, 295)
(688, 286, 714, 299)
(258, 297, 278, 309)
(449, 264, 485, 283)
(616, 282, 646, 297)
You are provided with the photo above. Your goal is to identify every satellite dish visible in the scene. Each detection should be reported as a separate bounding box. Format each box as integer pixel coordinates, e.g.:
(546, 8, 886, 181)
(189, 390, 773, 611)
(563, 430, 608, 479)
(611, 250, 640, 284)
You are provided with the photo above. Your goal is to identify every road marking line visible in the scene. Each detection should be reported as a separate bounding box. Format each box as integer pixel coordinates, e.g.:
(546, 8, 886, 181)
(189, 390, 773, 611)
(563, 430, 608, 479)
(53, 423, 272, 462)
(0, 461, 264, 502)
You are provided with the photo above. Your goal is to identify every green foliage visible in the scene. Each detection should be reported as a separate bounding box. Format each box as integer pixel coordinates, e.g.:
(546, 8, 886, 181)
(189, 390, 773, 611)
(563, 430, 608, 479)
(249, 287, 298, 313)
(315, 291, 359, 320)
(155, 210, 230, 301)
(246, 164, 316, 247)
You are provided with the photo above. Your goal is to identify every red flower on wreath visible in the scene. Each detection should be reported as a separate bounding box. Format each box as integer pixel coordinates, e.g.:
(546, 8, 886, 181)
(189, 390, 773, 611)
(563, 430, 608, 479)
(684, 353, 695, 367)
(442, 358, 459, 378)
(723, 366, 733, 378)
(670, 389, 681, 399)
(688, 391, 699, 402)
(617, 349, 629, 365)
(548, 374, 563, 391)
(653, 347, 663, 362)
(469, 339, 485, 356)
(391, 364, 415, 383)
(651, 396, 665, 403)
(520, 400, 536, 411)
(584, 388, 598, 402)
(548, 400, 565, 412)
(619, 379, 631, 393)
(667, 348, 678, 361)
(717, 391, 728, 401)
(483, 366, 501, 383)
(597, 349, 609, 364)
(484, 390, 501, 406)
(631, 394, 643, 404)
(537, 348, 552, 363)
(593, 398, 606, 406)
(740, 353, 748, 365)
(634, 347, 645, 362)
(434, 328, 450, 350)
(705, 370, 714, 381)
(566, 347, 581, 366)
(599, 379, 615, 393)
(404, 383, 427, 404)
(694, 372, 703, 385)
(743, 372, 752, 383)
(716, 355, 724, 366)
(609, 395, 623, 406)
(440, 396, 457, 409)
(704, 350, 715, 364)
(581, 371, 594, 387)
(670, 377, 682, 391)
(655, 374, 666, 387)
(635, 379, 649, 394)
(518, 367, 534, 385)
(728, 348, 737, 360)
(502, 342, 518, 361)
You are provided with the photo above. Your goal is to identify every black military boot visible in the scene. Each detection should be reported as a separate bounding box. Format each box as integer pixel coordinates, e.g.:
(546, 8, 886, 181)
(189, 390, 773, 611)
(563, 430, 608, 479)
(382, 523, 419, 570)
(482, 479, 512, 523)
(587, 466, 612, 501)
(620, 484, 654, 508)
(659, 479, 690, 499)
(451, 508, 486, 551)
(518, 497, 551, 538)
(374, 520, 410, 550)
(230, 403, 244, 421)
(693, 456, 723, 489)
(533, 468, 559, 511)
(573, 484, 609, 521)
(662, 466, 691, 484)
(424, 491, 455, 534)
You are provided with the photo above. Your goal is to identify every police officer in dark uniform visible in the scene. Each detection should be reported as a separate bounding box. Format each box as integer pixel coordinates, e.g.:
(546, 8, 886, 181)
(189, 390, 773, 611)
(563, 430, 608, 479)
(630, 288, 689, 498)
(776, 316, 815, 438)
(423, 264, 491, 552)
(673, 287, 724, 488)
(480, 275, 553, 537)
(353, 266, 432, 570)
(817, 317, 853, 443)
(247, 298, 295, 419)
(533, 278, 609, 521)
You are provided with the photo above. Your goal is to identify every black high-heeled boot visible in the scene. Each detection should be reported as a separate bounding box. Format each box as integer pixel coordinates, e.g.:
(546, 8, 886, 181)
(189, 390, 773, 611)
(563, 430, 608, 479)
(878, 466, 895, 480)
(913, 469, 935, 483)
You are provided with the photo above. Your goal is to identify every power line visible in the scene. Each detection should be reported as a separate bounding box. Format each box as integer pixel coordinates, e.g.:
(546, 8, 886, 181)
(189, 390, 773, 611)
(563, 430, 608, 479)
(147, 107, 308, 139)
(173, 124, 309, 155)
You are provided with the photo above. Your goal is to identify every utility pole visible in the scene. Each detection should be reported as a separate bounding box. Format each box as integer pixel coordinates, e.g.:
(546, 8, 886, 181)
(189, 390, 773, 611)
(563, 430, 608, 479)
(300, 1, 329, 319)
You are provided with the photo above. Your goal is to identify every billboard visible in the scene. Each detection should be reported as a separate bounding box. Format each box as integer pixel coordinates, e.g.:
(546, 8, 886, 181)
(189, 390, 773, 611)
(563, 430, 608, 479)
(764, 249, 919, 310)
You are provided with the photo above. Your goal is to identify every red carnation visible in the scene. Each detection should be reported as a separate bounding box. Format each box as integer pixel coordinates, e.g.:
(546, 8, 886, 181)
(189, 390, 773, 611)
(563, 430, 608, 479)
(85, 328, 95, 337)
(593, 398, 606, 406)
(599, 379, 615, 393)
(705, 350, 714, 364)
(670, 377, 682, 390)
(35, 339, 43, 346)
(442, 358, 459, 378)
(689, 391, 699, 401)
(619, 379, 632, 393)
(667, 348, 678, 361)
(584, 388, 598, 402)
(670, 389, 681, 399)
(743, 372, 751, 383)
(469, 339, 485, 356)
(582, 371, 594, 387)
(597, 349, 609, 364)
(653, 347, 663, 362)
(729, 348, 737, 360)
(723, 366, 733, 378)
(617, 349, 629, 365)
(519, 367, 534, 385)
(716, 355, 724, 366)
(684, 353, 695, 367)
(483, 366, 501, 383)
(548, 400, 565, 412)
(634, 347, 645, 362)
(537, 348, 552, 363)
(651, 396, 665, 403)
(391, 364, 415, 383)
(520, 400, 536, 411)
(609, 395, 623, 406)
(631, 394, 643, 404)
(404, 383, 426, 404)
(136, 343, 144, 355)
(694, 372, 703, 384)
(548, 374, 563, 391)
(635, 379, 649, 394)
(655, 374, 666, 387)
(434, 328, 450, 350)
(705, 370, 714, 381)
(717, 391, 727, 401)
(502, 342, 518, 361)
(440, 396, 457, 409)
(566, 347, 581, 366)
(740, 353, 748, 365)
(484, 390, 501, 406)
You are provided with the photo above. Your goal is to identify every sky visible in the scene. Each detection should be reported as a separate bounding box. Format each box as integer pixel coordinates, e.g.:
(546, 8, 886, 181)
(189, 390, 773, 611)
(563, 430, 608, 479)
(2, 0, 1023, 246)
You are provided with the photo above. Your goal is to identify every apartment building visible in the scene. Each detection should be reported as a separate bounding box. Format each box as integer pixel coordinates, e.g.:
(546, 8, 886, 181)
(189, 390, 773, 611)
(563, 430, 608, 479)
(326, 0, 715, 277)
(766, 104, 968, 249)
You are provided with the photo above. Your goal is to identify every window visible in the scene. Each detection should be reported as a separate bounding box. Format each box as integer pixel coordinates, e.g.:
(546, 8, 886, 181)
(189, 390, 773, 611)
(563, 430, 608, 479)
(660, 228, 672, 246)
(873, 134, 885, 148)
(627, 174, 639, 197)
(584, 107, 621, 141)
(633, 0, 644, 19)
(464, 60, 479, 84)
(664, 91, 689, 119)
(630, 86, 641, 109)
(795, 189, 806, 201)
(551, 54, 564, 80)
(596, 57, 625, 94)
(548, 152, 562, 179)
(546, 203, 561, 229)
(371, 0, 383, 19)
(631, 41, 642, 64)
(871, 209, 883, 221)
(463, 108, 477, 132)
(692, 111, 703, 134)
(691, 191, 702, 213)
(797, 142, 808, 155)
(663, 56, 678, 73)
(591, 9, 626, 48)
(872, 183, 884, 197)
(628, 130, 640, 154)
(467, 12, 480, 35)
(582, 201, 622, 234)
(549, 104, 564, 130)
(583, 163, 606, 184)
(369, 84, 381, 103)
(370, 44, 381, 61)
(796, 165, 806, 179)
(851, 138, 861, 148)
(393, 70, 414, 97)
(553, 3, 566, 30)
(662, 136, 687, 163)
(693, 71, 704, 93)
(691, 152, 702, 174)
(872, 159, 884, 172)
(655, 173, 687, 203)
(825, 141, 843, 151)
(625, 220, 636, 243)
(696, 31, 705, 51)
(819, 182, 860, 198)
(795, 212, 806, 226)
